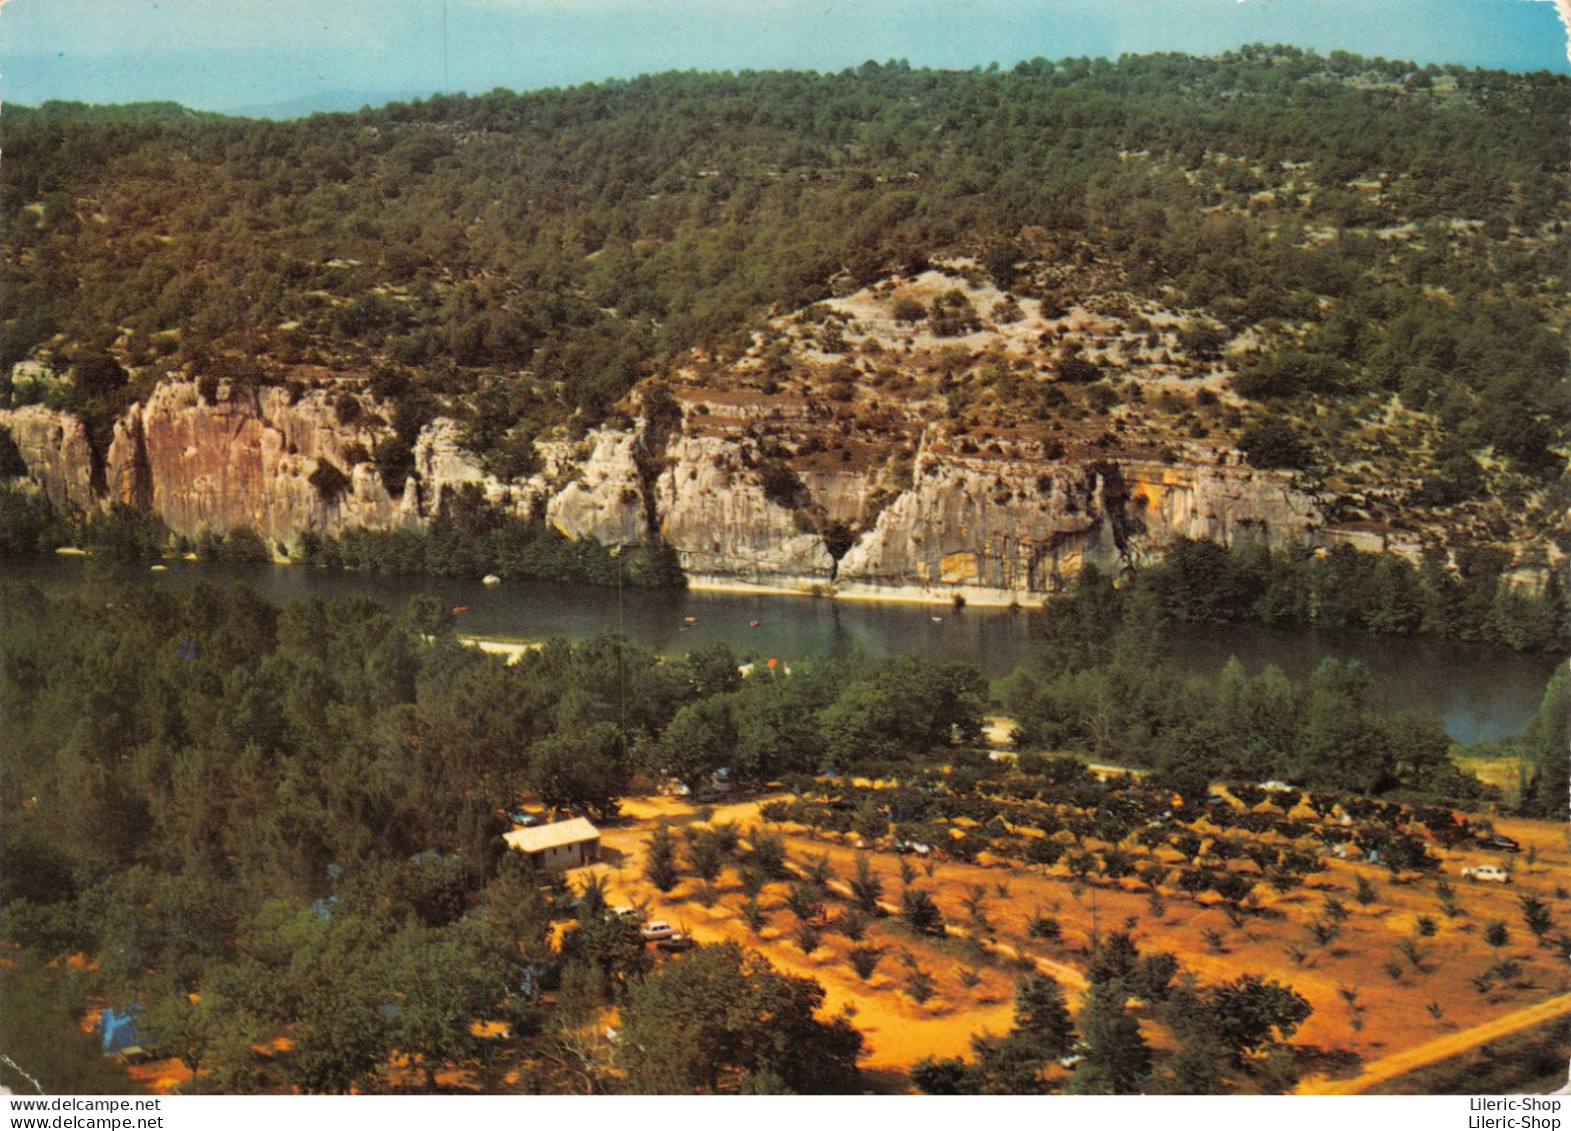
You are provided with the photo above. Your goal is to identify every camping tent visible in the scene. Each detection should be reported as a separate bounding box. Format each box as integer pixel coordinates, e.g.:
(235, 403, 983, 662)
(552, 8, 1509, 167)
(98, 1008, 140, 1056)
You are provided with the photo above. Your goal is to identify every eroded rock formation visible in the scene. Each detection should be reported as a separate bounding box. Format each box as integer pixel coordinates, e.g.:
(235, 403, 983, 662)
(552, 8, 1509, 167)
(1, 378, 1324, 601)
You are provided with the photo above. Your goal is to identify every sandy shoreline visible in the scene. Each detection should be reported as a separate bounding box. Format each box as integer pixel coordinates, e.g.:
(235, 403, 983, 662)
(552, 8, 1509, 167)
(685, 574, 1044, 609)
(455, 635, 542, 663)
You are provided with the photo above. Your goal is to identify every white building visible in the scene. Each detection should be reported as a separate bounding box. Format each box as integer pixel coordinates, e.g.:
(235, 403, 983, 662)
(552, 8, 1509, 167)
(502, 817, 601, 870)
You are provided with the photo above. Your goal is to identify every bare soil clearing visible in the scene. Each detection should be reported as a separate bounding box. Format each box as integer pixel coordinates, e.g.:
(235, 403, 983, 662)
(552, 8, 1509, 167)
(582, 793, 1571, 1091)
(1301, 992, 1571, 1095)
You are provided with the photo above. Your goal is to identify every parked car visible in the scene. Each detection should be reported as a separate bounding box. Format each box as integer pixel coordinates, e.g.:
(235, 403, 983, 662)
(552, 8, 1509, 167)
(1461, 864, 1511, 884)
(1475, 834, 1522, 853)
(894, 839, 932, 856)
(655, 933, 696, 953)
(640, 919, 676, 941)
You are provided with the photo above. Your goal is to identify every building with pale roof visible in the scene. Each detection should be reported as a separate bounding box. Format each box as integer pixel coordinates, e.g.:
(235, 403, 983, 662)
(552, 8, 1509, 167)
(502, 816, 601, 870)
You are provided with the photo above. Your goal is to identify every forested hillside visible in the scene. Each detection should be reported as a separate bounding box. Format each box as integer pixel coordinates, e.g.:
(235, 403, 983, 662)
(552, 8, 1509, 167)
(2, 48, 1566, 554)
(0, 574, 1562, 1092)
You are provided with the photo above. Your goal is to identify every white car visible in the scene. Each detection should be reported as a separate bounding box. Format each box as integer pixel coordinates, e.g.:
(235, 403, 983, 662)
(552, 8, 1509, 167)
(640, 919, 676, 941)
(1460, 865, 1510, 884)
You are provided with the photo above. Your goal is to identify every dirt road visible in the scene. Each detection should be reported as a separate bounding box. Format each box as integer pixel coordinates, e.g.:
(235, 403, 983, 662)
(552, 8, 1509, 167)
(1300, 992, 1571, 1095)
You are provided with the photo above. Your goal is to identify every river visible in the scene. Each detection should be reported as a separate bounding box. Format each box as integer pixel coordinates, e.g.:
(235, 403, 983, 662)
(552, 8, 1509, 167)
(2, 556, 1560, 743)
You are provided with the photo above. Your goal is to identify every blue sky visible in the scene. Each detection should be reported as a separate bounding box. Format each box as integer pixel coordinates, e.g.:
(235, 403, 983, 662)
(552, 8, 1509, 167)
(2, 0, 1566, 115)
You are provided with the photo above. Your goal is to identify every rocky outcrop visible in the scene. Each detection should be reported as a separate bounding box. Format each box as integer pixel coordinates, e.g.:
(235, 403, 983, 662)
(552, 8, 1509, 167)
(655, 434, 836, 584)
(541, 429, 648, 546)
(102, 381, 419, 547)
(0, 405, 97, 514)
(835, 454, 1319, 603)
(410, 417, 514, 514)
(3, 379, 1324, 600)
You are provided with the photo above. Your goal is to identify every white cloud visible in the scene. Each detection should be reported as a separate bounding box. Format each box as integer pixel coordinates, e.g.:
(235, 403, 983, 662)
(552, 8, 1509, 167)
(1537, 0, 1571, 64)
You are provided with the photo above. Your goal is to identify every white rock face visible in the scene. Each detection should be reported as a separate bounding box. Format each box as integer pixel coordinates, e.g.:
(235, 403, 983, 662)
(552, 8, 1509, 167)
(655, 433, 835, 583)
(836, 454, 1319, 601)
(4, 380, 1324, 598)
(543, 428, 648, 545)
(0, 404, 97, 513)
(410, 417, 519, 514)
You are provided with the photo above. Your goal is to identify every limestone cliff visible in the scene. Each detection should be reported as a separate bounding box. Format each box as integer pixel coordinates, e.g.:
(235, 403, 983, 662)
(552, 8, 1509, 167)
(655, 434, 836, 585)
(540, 429, 648, 546)
(834, 451, 1318, 603)
(2, 379, 1324, 601)
(0, 405, 96, 514)
(101, 381, 418, 547)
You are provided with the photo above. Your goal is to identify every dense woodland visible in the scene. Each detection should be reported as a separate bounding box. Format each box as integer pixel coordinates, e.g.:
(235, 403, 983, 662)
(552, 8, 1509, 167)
(2, 46, 1568, 1095)
(0, 576, 1563, 1092)
(2, 48, 1567, 530)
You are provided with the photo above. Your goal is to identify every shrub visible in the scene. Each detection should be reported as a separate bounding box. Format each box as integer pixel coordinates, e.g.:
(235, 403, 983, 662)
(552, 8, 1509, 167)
(309, 459, 353, 504)
(904, 968, 937, 1005)
(220, 525, 272, 562)
(758, 459, 806, 509)
(792, 921, 823, 957)
(1238, 419, 1312, 470)
(1354, 874, 1379, 905)
(847, 945, 883, 981)
(900, 888, 945, 935)
(836, 907, 870, 942)
(1026, 912, 1061, 941)
(784, 882, 823, 923)
(1131, 952, 1178, 1002)
(748, 827, 788, 879)
(645, 826, 679, 893)
(849, 853, 884, 914)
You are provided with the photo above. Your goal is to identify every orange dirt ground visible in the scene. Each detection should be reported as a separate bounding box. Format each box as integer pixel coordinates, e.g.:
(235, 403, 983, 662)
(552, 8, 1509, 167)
(576, 793, 1570, 1093)
(104, 792, 1570, 1096)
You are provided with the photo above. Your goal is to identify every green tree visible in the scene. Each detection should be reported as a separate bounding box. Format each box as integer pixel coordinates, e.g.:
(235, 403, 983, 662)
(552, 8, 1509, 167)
(849, 852, 884, 915)
(683, 826, 728, 884)
(899, 888, 945, 935)
(746, 826, 789, 880)
(658, 696, 737, 790)
(847, 945, 882, 981)
(529, 722, 627, 820)
(616, 942, 861, 1093)
(1204, 974, 1313, 1062)
(910, 1056, 983, 1094)
(1006, 973, 1076, 1061)
(1088, 931, 1140, 986)
(0, 958, 136, 1095)
(1516, 667, 1570, 821)
(644, 826, 679, 893)
(1077, 981, 1151, 1094)
(558, 906, 651, 1004)
(141, 986, 259, 1090)
(277, 914, 397, 1094)
(382, 925, 496, 1090)
(1519, 894, 1554, 946)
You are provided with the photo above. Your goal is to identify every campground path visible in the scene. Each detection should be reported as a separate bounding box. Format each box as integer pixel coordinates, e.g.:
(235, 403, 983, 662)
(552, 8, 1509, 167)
(1299, 991, 1571, 1095)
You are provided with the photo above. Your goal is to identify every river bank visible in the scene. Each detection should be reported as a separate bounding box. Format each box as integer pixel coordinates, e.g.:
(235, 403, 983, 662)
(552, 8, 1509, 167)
(2, 554, 1556, 742)
(686, 573, 1039, 609)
